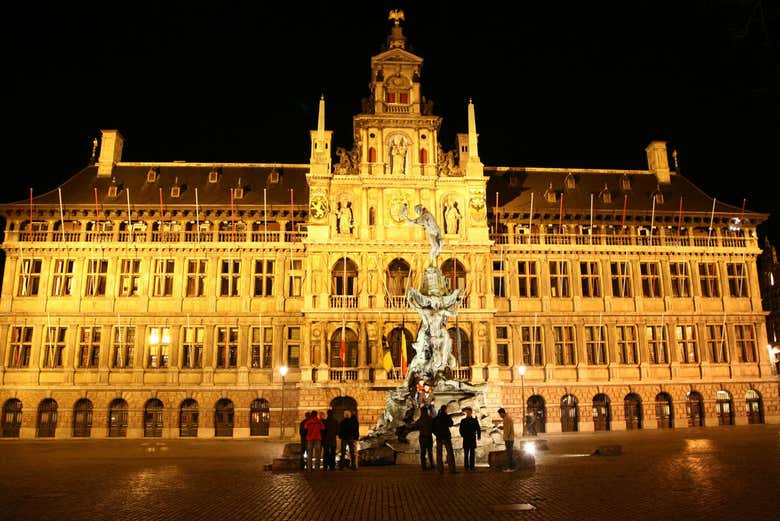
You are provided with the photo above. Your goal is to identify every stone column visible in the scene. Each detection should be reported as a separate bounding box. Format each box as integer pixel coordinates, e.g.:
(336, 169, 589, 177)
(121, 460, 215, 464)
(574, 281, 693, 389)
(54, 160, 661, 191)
(300, 322, 312, 382)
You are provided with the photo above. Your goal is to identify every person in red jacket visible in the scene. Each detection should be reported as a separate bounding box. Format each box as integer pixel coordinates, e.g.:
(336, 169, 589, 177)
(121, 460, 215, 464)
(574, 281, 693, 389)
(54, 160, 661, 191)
(304, 410, 325, 472)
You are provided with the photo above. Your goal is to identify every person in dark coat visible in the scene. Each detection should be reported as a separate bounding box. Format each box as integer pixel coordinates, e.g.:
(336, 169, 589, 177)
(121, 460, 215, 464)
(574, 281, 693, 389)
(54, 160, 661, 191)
(413, 406, 434, 470)
(432, 404, 456, 474)
(338, 410, 360, 470)
(458, 406, 481, 470)
(298, 411, 310, 470)
(322, 409, 339, 470)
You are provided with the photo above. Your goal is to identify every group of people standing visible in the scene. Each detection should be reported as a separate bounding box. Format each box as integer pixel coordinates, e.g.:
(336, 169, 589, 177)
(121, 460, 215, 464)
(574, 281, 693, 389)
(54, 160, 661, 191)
(299, 409, 359, 472)
(414, 404, 482, 474)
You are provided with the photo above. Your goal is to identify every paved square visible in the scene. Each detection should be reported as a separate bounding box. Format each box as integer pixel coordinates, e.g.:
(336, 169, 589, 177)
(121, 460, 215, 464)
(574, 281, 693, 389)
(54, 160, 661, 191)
(1, 426, 778, 520)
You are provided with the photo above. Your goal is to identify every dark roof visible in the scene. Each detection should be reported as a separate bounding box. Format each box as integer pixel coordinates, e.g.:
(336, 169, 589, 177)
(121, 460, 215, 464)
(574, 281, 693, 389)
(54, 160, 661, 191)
(485, 167, 764, 222)
(18, 164, 310, 209)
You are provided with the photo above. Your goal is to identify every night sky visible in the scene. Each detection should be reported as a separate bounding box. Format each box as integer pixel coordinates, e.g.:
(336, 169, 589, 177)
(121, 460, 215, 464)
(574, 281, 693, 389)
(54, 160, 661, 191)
(3, 1, 779, 240)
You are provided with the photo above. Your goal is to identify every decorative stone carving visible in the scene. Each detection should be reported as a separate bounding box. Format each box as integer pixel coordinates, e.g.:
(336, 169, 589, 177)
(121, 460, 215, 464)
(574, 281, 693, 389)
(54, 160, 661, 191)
(469, 190, 487, 221)
(335, 201, 354, 234)
(387, 192, 412, 223)
(437, 147, 459, 177)
(388, 135, 408, 175)
(335, 146, 360, 175)
(444, 200, 461, 235)
(309, 195, 329, 220)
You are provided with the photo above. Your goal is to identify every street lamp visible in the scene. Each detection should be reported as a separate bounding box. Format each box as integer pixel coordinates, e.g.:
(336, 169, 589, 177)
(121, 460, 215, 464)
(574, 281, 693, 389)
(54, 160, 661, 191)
(518, 364, 527, 436)
(279, 365, 288, 439)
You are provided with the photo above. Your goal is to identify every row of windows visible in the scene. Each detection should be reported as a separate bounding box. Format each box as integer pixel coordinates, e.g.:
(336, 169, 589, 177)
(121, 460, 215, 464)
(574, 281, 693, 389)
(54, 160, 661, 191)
(494, 260, 749, 299)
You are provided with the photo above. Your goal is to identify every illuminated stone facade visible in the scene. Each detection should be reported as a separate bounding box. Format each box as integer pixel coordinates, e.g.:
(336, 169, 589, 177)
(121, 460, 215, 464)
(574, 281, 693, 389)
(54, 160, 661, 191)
(0, 18, 777, 439)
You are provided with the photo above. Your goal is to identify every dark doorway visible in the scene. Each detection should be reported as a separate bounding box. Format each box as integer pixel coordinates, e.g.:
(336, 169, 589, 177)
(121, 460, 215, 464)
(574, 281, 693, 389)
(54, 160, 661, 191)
(2, 399, 22, 438)
(73, 399, 93, 437)
(655, 392, 673, 429)
(527, 395, 546, 434)
(592, 394, 610, 431)
(686, 391, 704, 427)
(624, 393, 642, 430)
(250, 398, 270, 436)
(144, 399, 164, 437)
(715, 391, 734, 426)
(108, 399, 129, 437)
(560, 394, 578, 432)
(215, 399, 234, 437)
(179, 399, 199, 437)
(36, 399, 58, 438)
(330, 396, 358, 424)
(745, 390, 764, 424)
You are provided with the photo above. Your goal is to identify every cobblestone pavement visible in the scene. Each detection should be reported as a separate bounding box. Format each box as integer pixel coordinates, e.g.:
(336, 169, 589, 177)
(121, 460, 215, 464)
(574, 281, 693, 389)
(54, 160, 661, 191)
(1, 426, 778, 521)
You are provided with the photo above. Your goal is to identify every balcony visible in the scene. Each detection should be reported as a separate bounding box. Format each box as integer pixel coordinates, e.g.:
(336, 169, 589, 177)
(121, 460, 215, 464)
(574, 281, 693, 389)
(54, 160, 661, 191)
(489, 232, 756, 252)
(385, 295, 406, 309)
(329, 368, 358, 381)
(6, 227, 306, 245)
(452, 367, 472, 381)
(383, 103, 410, 114)
(329, 295, 358, 308)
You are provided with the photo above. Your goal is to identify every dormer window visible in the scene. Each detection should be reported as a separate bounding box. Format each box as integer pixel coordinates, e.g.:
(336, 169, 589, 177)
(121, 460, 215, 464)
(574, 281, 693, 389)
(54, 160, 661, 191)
(233, 187, 244, 200)
(599, 183, 612, 204)
(108, 185, 119, 198)
(147, 168, 158, 183)
(565, 173, 576, 190)
(652, 189, 664, 205)
(208, 169, 219, 183)
(620, 175, 631, 191)
(170, 186, 181, 198)
(544, 183, 557, 203)
(268, 170, 280, 184)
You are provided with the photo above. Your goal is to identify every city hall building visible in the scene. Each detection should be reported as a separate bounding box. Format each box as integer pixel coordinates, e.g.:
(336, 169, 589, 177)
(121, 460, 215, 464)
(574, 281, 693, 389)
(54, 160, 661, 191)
(1, 17, 777, 439)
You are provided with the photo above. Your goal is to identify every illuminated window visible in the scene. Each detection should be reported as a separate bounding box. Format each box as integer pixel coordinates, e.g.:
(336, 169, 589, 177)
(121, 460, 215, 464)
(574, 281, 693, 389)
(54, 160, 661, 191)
(147, 326, 170, 368)
(674, 325, 698, 363)
(549, 261, 570, 298)
(186, 259, 207, 297)
(646, 325, 668, 364)
(616, 325, 638, 364)
(251, 327, 273, 368)
(553, 326, 575, 365)
(216, 327, 238, 368)
(118, 259, 141, 297)
(492, 260, 506, 298)
(726, 263, 748, 298)
(584, 325, 607, 365)
(698, 263, 720, 297)
(220, 259, 241, 297)
(496, 326, 509, 366)
(669, 262, 691, 297)
(288, 259, 303, 297)
(17, 258, 42, 296)
(517, 261, 539, 297)
(640, 262, 662, 298)
(78, 326, 101, 368)
(286, 327, 301, 368)
(8, 326, 33, 368)
(253, 260, 275, 297)
(51, 259, 74, 297)
(520, 326, 543, 366)
(152, 259, 175, 297)
(111, 326, 135, 368)
(43, 326, 67, 368)
(181, 327, 204, 369)
(579, 262, 601, 297)
(85, 259, 108, 297)
(734, 324, 756, 363)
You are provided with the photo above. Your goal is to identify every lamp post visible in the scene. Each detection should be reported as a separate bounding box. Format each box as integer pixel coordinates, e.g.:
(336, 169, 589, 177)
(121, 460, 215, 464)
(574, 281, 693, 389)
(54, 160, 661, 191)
(279, 365, 288, 439)
(518, 364, 527, 436)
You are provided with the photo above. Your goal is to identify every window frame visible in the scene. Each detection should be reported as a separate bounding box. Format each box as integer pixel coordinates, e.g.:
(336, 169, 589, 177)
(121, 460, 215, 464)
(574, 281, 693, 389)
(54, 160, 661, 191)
(549, 260, 571, 298)
(553, 325, 576, 366)
(516, 260, 539, 297)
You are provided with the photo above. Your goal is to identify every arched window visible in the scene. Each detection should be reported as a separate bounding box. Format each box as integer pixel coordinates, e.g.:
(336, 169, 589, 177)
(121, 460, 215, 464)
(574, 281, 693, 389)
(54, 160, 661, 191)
(330, 396, 358, 424)
(386, 258, 410, 307)
(331, 258, 358, 296)
(715, 390, 734, 426)
(2, 399, 22, 438)
(560, 395, 578, 432)
(624, 393, 642, 430)
(73, 399, 93, 438)
(440, 259, 466, 293)
(448, 327, 471, 367)
(368, 207, 376, 226)
(745, 389, 764, 424)
(368, 147, 377, 163)
(215, 399, 234, 437)
(180, 399, 199, 437)
(250, 398, 271, 436)
(36, 398, 58, 438)
(592, 394, 610, 431)
(655, 392, 673, 429)
(330, 328, 359, 368)
(387, 327, 414, 368)
(144, 399, 164, 437)
(527, 395, 546, 434)
(420, 148, 428, 164)
(686, 391, 704, 427)
(108, 398, 129, 437)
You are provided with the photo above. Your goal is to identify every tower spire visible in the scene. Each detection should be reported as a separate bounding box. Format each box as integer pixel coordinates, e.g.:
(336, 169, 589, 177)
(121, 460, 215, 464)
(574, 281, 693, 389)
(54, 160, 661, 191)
(317, 94, 326, 139)
(468, 98, 480, 162)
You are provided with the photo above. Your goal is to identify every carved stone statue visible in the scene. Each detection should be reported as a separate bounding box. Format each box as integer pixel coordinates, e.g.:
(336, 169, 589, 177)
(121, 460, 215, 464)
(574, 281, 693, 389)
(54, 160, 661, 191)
(437, 147, 458, 176)
(390, 139, 407, 175)
(335, 147, 358, 175)
(444, 201, 461, 234)
(401, 204, 442, 267)
(336, 202, 353, 234)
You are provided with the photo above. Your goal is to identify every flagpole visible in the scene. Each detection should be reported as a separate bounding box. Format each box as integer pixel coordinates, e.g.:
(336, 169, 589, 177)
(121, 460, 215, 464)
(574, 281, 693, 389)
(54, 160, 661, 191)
(589, 193, 594, 245)
(620, 194, 628, 236)
(195, 187, 200, 244)
(558, 192, 564, 234)
(263, 188, 267, 242)
(29, 188, 34, 240)
(126, 188, 133, 242)
(528, 191, 534, 240)
(707, 198, 717, 244)
(677, 196, 683, 241)
(158, 187, 165, 242)
(494, 192, 499, 236)
(57, 188, 66, 244)
(93, 187, 100, 233)
(649, 194, 656, 244)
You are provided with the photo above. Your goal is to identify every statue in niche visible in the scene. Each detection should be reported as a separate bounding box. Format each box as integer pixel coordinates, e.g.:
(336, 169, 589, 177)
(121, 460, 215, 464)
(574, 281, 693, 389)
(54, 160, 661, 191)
(401, 203, 442, 268)
(390, 137, 408, 175)
(336, 202, 353, 234)
(444, 201, 461, 235)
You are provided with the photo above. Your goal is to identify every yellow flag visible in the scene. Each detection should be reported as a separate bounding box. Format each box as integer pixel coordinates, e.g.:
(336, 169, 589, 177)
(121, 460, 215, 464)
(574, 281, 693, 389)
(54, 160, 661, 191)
(382, 350, 393, 372)
(401, 332, 408, 376)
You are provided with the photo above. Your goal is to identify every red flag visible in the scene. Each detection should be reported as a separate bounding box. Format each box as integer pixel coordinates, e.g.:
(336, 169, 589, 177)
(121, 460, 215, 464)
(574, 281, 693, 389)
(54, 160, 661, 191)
(339, 332, 346, 366)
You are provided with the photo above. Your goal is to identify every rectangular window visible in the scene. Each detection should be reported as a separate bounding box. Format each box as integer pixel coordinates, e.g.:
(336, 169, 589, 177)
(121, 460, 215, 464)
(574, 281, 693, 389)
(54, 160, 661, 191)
(220, 259, 241, 297)
(492, 260, 506, 298)
(495, 326, 509, 366)
(579, 262, 601, 297)
(51, 259, 74, 297)
(385, 92, 396, 103)
(734, 324, 756, 363)
(251, 326, 274, 368)
(584, 325, 607, 365)
(698, 262, 720, 297)
(216, 326, 239, 368)
(78, 326, 101, 368)
(287, 326, 301, 367)
(706, 324, 727, 363)
(610, 262, 632, 297)
(516, 261, 539, 297)
(85, 259, 109, 297)
(8, 326, 33, 368)
(646, 325, 668, 364)
(186, 259, 207, 297)
(549, 261, 570, 298)
(17, 258, 42, 296)
(640, 262, 662, 298)
(181, 327, 204, 369)
(669, 262, 691, 298)
(147, 326, 170, 368)
(726, 263, 748, 297)
(253, 260, 275, 297)
(616, 325, 638, 364)
(152, 259, 175, 297)
(43, 326, 67, 368)
(399, 92, 409, 104)
(520, 326, 543, 366)
(288, 260, 303, 297)
(553, 325, 575, 365)
(674, 325, 698, 363)
(111, 326, 135, 368)
(118, 259, 141, 297)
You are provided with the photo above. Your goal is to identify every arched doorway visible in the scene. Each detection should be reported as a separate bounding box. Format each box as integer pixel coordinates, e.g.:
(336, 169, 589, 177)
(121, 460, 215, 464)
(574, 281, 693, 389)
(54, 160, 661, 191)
(330, 396, 358, 424)
(250, 398, 270, 436)
(560, 395, 578, 432)
(527, 395, 546, 434)
(715, 391, 734, 426)
(440, 259, 466, 293)
(624, 393, 642, 430)
(73, 399, 93, 437)
(329, 328, 359, 368)
(448, 327, 471, 367)
(215, 398, 234, 437)
(108, 399, 129, 437)
(144, 399, 164, 437)
(655, 392, 673, 429)
(36, 399, 58, 438)
(2, 399, 22, 438)
(686, 391, 704, 427)
(592, 394, 611, 431)
(745, 390, 764, 424)
(387, 327, 414, 369)
(179, 399, 199, 437)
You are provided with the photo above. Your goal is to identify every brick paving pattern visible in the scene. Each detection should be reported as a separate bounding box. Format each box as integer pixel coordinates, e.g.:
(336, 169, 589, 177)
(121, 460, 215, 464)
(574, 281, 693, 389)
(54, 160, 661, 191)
(1, 426, 778, 520)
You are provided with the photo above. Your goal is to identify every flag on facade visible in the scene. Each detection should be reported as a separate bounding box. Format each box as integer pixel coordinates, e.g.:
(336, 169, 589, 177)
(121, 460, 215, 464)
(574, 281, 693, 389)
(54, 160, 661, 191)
(339, 327, 346, 366)
(400, 320, 408, 377)
(382, 349, 393, 372)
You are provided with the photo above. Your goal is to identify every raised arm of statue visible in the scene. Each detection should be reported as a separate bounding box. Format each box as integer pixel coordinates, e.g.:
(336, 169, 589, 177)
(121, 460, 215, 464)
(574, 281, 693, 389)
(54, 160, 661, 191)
(402, 204, 443, 267)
